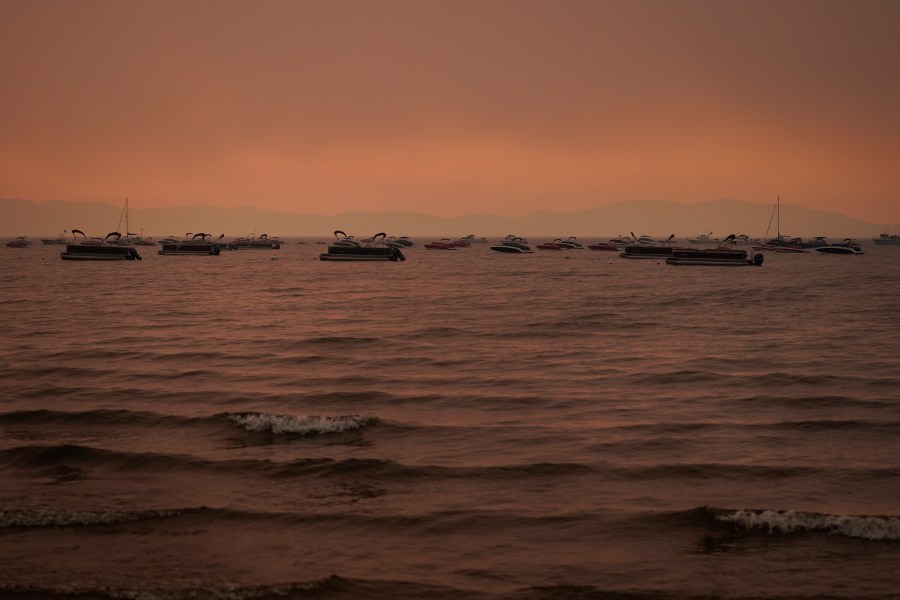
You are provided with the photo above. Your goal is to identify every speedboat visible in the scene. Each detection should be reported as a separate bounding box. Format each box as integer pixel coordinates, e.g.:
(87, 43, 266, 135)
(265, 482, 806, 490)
(557, 236, 585, 249)
(536, 239, 567, 250)
(424, 239, 459, 250)
(40, 232, 68, 245)
(319, 231, 406, 261)
(158, 233, 223, 256)
(458, 234, 488, 244)
(815, 239, 864, 255)
(873, 233, 900, 245)
(6, 236, 32, 248)
(587, 241, 621, 251)
(228, 233, 282, 250)
(620, 234, 677, 258)
(60, 230, 142, 261)
(490, 235, 533, 253)
(687, 232, 719, 245)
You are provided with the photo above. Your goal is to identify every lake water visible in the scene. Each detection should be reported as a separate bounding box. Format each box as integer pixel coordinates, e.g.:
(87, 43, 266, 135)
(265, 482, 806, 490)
(1, 238, 898, 600)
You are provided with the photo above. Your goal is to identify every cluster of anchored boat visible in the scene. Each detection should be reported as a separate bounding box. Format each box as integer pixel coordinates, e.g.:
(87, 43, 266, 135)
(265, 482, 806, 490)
(6, 229, 875, 265)
(46, 230, 288, 260)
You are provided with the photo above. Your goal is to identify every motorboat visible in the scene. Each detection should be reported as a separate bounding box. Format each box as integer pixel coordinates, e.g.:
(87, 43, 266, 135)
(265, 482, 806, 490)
(458, 234, 488, 244)
(40, 232, 68, 245)
(424, 239, 459, 250)
(872, 233, 900, 245)
(228, 233, 282, 250)
(6, 236, 32, 248)
(557, 236, 585, 249)
(609, 235, 634, 245)
(536, 239, 567, 250)
(666, 236, 764, 266)
(319, 231, 406, 261)
(158, 233, 223, 256)
(587, 241, 621, 251)
(687, 232, 720, 245)
(620, 234, 677, 258)
(815, 239, 865, 255)
(490, 235, 533, 253)
(60, 230, 142, 261)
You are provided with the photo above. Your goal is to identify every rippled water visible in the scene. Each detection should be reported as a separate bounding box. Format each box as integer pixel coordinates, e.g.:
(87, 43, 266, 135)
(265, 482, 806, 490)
(1, 240, 899, 599)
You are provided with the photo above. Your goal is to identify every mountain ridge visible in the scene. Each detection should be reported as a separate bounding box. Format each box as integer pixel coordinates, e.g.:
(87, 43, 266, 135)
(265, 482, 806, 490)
(0, 197, 889, 238)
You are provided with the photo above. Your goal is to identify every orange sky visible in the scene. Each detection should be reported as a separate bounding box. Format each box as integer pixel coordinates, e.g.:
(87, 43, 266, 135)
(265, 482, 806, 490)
(2, 0, 899, 223)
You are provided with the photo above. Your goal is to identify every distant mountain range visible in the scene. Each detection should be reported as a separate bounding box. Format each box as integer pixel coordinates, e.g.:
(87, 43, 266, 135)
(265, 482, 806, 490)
(0, 197, 889, 239)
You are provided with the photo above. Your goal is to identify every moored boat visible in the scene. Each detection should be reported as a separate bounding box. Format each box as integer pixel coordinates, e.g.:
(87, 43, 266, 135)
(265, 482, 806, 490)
(587, 241, 621, 251)
(424, 239, 459, 250)
(158, 233, 223, 256)
(620, 245, 674, 259)
(666, 236, 764, 266)
(228, 233, 282, 250)
(458, 234, 488, 244)
(60, 230, 142, 261)
(490, 235, 532, 253)
(319, 231, 406, 261)
(41, 232, 68, 245)
(815, 239, 864, 255)
(872, 233, 900, 245)
(6, 236, 32, 248)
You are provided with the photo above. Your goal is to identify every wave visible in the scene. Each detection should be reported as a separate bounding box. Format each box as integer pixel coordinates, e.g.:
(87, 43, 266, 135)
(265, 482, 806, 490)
(0, 576, 483, 600)
(711, 507, 900, 541)
(676, 506, 900, 542)
(227, 412, 378, 436)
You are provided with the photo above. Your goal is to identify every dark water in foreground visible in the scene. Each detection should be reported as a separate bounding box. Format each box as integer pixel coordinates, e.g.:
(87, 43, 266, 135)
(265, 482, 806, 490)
(1, 239, 898, 599)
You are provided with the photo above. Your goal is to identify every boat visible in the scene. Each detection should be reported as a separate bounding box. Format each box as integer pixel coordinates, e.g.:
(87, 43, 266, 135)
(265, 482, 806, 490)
(587, 241, 621, 251)
(319, 231, 406, 261)
(458, 234, 488, 244)
(490, 235, 533, 253)
(609, 235, 634, 245)
(40, 232, 68, 245)
(752, 196, 817, 253)
(872, 232, 900, 245)
(620, 233, 677, 259)
(424, 239, 459, 250)
(557, 236, 585, 249)
(815, 239, 865, 255)
(228, 233, 282, 250)
(116, 198, 156, 245)
(6, 236, 32, 248)
(60, 230, 142, 261)
(687, 232, 719, 245)
(666, 235, 764, 266)
(536, 239, 568, 250)
(158, 233, 223, 256)
(620, 245, 674, 259)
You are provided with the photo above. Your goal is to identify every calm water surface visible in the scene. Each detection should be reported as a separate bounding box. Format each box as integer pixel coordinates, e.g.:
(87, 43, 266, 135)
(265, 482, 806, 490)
(1, 239, 898, 599)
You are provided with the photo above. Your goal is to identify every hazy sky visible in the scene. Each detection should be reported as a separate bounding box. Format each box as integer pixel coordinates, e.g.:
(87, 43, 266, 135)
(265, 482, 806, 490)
(2, 0, 899, 222)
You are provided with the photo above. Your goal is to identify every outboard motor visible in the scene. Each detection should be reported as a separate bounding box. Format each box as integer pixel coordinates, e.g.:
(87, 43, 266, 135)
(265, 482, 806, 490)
(753, 252, 764, 266)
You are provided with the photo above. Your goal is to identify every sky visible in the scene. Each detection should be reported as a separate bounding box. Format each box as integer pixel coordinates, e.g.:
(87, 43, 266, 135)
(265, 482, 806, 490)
(2, 0, 899, 223)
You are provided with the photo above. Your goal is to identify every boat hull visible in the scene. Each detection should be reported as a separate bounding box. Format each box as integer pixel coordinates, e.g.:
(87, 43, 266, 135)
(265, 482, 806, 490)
(60, 244, 142, 261)
(620, 246, 674, 259)
(666, 248, 763, 266)
(319, 246, 406, 261)
(815, 246, 864, 255)
(490, 245, 532, 253)
(158, 244, 221, 256)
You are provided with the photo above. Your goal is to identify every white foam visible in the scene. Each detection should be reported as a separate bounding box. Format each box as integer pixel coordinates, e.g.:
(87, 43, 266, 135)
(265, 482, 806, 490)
(0, 508, 181, 528)
(229, 413, 375, 435)
(717, 509, 900, 541)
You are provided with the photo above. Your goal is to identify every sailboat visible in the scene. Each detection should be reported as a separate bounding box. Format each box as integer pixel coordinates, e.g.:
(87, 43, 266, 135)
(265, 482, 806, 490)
(116, 198, 156, 246)
(753, 196, 810, 253)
